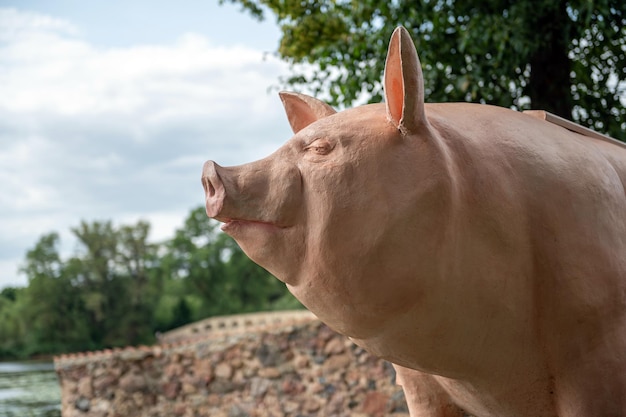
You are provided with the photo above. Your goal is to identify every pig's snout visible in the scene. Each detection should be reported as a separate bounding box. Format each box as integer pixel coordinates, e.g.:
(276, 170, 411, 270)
(202, 160, 226, 219)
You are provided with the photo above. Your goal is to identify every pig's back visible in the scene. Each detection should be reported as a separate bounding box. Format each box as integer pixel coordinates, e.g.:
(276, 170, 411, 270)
(426, 102, 626, 204)
(427, 101, 626, 325)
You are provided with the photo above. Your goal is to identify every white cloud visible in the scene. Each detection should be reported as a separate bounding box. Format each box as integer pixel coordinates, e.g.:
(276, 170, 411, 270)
(0, 15, 282, 116)
(0, 7, 294, 288)
(0, 7, 79, 41)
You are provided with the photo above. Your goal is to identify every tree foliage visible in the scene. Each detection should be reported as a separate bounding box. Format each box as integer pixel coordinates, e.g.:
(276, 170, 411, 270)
(223, 0, 625, 139)
(0, 207, 300, 359)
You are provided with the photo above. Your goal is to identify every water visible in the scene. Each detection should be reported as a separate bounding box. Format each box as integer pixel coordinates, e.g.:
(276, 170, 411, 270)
(0, 361, 61, 417)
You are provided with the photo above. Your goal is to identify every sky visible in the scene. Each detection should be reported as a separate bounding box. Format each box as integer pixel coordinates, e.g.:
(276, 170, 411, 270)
(0, 1, 298, 288)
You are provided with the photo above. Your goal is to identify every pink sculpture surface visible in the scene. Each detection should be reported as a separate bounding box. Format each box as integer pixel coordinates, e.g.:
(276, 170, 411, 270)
(202, 27, 626, 416)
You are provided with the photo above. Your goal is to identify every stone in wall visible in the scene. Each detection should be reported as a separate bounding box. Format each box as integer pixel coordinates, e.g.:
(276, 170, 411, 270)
(55, 318, 409, 417)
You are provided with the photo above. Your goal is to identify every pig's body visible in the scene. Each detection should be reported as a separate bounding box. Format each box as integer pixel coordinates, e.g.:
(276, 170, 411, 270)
(203, 27, 626, 416)
(352, 103, 626, 416)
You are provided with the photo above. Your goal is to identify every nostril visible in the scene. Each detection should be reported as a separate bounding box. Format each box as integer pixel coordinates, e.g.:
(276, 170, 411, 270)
(203, 177, 215, 197)
(202, 160, 221, 198)
(202, 160, 226, 218)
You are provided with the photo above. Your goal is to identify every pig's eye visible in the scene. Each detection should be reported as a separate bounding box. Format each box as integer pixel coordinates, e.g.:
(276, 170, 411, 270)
(304, 138, 334, 155)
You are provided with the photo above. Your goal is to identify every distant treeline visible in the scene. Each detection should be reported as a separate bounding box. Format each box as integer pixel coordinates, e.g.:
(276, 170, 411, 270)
(0, 207, 301, 359)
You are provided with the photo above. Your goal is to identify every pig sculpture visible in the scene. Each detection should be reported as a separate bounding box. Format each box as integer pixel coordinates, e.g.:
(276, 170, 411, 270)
(202, 27, 626, 416)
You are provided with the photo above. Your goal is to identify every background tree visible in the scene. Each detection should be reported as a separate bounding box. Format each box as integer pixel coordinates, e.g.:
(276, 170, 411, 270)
(222, 0, 625, 139)
(115, 221, 160, 344)
(17, 233, 91, 355)
(68, 221, 131, 347)
(0, 286, 27, 357)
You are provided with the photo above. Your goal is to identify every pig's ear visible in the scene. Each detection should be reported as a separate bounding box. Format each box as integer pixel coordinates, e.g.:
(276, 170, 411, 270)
(279, 91, 337, 134)
(383, 26, 428, 134)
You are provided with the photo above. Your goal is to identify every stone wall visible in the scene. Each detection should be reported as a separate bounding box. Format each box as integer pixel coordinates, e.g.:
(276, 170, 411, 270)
(157, 310, 318, 344)
(54, 311, 409, 417)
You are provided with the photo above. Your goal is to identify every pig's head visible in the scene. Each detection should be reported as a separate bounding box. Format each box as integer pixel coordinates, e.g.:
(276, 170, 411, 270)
(202, 27, 452, 339)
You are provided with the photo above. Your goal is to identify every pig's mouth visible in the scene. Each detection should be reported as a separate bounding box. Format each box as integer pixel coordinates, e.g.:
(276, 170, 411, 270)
(219, 218, 286, 234)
